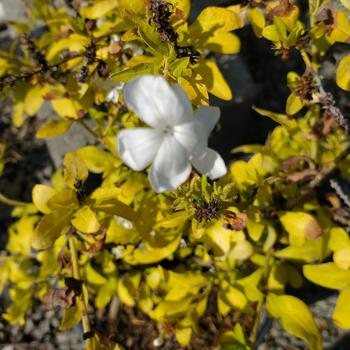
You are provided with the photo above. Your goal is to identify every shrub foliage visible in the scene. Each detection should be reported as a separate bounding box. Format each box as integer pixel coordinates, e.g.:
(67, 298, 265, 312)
(0, 0, 350, 349)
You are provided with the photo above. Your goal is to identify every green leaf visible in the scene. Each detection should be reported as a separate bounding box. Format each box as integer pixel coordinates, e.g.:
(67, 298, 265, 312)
(32, 210, 72, 250)
(36, 119, 73, 138)
(266, 294, 322, 350)
(333, 286, 350, 329)
(303, 263, 350, 289)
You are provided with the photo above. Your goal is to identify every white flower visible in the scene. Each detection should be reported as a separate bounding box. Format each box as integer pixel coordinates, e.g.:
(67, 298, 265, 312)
(106, 82, 125, 103)
(117, 75, 227, 193)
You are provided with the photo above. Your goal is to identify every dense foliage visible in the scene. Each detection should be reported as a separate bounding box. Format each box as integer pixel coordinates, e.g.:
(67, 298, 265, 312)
(0, 0, 350, 349)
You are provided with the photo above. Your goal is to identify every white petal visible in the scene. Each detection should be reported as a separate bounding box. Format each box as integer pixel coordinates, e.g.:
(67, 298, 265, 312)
(149, 135, 191, 193)
(117, 128, 163, 171)
(192, 148, 227, 180)
(106, 89, 120, 103)
(171, 84, 194, 123)
(173, 120, 207, 157)
(195, 106, 220, 136)
(124, 75, 193, 128)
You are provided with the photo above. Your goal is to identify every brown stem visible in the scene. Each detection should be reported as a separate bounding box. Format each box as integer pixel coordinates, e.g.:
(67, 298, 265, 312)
(68, 235, 94, 350)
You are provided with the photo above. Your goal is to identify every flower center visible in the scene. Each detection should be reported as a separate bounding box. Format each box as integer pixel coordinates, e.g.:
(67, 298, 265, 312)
(163, 126, 174, 135)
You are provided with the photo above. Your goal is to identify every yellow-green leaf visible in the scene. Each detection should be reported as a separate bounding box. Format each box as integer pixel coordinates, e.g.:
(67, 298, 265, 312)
(24, 85, 50, 116)
(36, 119, 73, 138)
(96, 278, 117, 309)
(63, 152, 89, 188)
(32, 210, 72, 250)
(168, 0, 191, 19)
(204, 32, 240, 54)
(275, 236, 327, 263)
(176, 327, 192, 345)
(117, 279, 135, 307)
(340, 0, 350, 9)
(60, 304, 82, 330)
(303, 263, 350, 289)
(32, 184, 57, 214)
(334, 247, 350, 270)
(124, 234, 181, 265)
(333, 286, 350, 329)
(77, 146, 116, 173)
(336, 54, 350, 91)
(47, 34, 90, 61)
(80, 0, 119, 18)
(85, 264, 107, 285)
(71, 206, 100, 234)
(90, 187, 137, 221)
(197, 59, 232, 100)
(280, 212, 322, 247)
(266, 294, 322, 350)
(51, 98, 84, 119)
(329, 227, 350, 252)
(191, 7, 241, 34)
(248, 8, 265, 38)
(286, 93, 304, 115)
(252, 106, 296, 128)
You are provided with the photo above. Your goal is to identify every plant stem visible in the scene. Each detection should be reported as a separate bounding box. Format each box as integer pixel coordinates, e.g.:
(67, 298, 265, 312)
(78, 120, 101, 140)
(299, 48, 312, 69)
(309, 0, 320, 27)
(68, 235, 94, 350)
(0, 193, 29, 207)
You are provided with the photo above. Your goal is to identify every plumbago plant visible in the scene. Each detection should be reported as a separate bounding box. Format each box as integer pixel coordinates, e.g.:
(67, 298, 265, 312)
(1, 0, 350, 349)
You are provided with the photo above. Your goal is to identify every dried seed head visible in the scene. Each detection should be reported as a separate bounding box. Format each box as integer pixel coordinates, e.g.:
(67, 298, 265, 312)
(195, 199, 221, 222)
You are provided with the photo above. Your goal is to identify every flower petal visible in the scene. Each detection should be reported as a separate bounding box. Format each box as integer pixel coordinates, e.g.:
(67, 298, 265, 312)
(195, 106, 220, 136)
(173, 120, 207, 157)
(117, 128, 163, 171)
(124, 75, 193, 128)
(171, 84, 194, 123)
(192, 148, 227, 180)
(149, 135, 191, 193)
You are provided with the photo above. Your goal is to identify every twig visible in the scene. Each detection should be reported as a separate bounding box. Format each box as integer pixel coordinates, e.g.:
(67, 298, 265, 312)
(330, 179, 350, 209)
(309, 144, 350, 189)
(78, 120, 101, 139)
(68, 235, 94, 350)
(0, 192, 29, 207)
